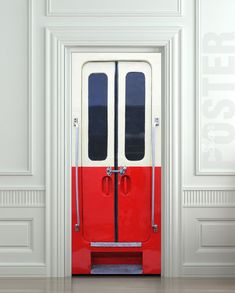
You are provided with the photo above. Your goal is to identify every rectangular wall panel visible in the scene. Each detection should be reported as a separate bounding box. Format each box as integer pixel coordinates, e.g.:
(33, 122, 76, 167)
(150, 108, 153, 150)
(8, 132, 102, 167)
(0, 220, 31, 248)
(0, 0, 32, 175)
(0, 189, 46, 276)
(197, 0, 235, 174)
(0, 208, 45, 264)
(183, 208, 235, 270)
(201, 221, 235, 247)
(47, 0, 181, 17)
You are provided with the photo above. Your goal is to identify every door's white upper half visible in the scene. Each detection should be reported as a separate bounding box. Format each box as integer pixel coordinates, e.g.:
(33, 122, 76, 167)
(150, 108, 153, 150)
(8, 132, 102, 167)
(72, 53, 161, 167)
(118, 61, 152, 167)
(81, 62, 115, 167)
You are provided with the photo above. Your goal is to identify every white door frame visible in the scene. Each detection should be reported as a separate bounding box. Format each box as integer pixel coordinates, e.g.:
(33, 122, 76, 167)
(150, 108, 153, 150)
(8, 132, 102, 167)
(45, 26, 182, 277)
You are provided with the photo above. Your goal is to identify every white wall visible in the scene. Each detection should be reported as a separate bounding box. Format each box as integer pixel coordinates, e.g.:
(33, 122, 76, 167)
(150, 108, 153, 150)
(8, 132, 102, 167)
(0, 0, 235, 277)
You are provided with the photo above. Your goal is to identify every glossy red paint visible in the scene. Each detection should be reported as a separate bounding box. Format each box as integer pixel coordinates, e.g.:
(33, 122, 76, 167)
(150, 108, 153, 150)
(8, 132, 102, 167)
(81, 167, 115, 242)
(91, 252, 142, 265)
(72, 166, 161, 275)
(118, 167, 152, 242)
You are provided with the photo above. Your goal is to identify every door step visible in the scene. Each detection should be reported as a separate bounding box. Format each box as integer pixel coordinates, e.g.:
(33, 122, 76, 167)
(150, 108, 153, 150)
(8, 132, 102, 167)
(91, 264, 143, 275)
(90, 242, 142, 247)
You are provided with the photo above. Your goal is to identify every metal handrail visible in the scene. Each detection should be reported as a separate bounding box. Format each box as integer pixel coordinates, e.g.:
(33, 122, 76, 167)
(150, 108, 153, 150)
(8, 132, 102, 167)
(151, 117, 159, 232)
(74, 118, 80, 232)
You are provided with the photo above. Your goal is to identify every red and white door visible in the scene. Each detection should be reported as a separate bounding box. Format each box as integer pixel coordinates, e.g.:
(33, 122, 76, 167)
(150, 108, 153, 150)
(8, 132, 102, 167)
(72, 54, 161, 274)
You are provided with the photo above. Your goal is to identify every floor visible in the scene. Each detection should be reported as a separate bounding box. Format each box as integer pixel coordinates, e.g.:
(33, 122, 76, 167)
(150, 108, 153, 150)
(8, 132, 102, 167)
(0, 277, 235, 293)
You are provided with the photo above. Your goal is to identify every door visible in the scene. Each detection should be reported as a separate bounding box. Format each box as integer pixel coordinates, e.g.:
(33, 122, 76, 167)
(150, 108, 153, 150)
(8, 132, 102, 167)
(81, 62, 115, 242)
(81, 61, 153, 242)
(117, 62, 152, 242)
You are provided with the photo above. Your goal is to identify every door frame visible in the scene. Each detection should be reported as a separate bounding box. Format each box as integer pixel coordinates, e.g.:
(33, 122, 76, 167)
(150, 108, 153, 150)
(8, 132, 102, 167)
(46, 26, 182, 277)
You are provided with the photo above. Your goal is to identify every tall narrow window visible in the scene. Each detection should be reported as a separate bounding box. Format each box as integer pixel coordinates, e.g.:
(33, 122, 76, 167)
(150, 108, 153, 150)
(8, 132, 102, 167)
(88, 73, 108, 161)
(125, 72, 145, 161)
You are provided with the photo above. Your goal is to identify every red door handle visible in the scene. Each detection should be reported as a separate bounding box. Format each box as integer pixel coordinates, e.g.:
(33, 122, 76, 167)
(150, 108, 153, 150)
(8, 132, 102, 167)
(121, 175, 131, 195)
(102, 176, 111, 195)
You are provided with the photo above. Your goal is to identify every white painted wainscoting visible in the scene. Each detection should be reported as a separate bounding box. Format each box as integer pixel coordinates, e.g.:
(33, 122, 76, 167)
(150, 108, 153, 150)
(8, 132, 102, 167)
(0, 0, 235, 277)
(0, 189, 46, 276)
(182, 188, 235, 276)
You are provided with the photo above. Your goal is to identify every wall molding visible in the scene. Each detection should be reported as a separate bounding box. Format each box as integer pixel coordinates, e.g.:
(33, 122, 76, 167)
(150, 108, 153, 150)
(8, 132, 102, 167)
(0, 207, 45, 276)
(0, 263, 46, 277)
(46, 26, 182, 277)
(0, 189, 45, 208)
(0, 219, 32, 249)
(198, 218, 235, 249)
(182, 263, 235, 277)
(183, 186, 235, 190)
(46, 0, 182, 17)
(0, 262, 45, 267)
(182, 206, 235, 276)
(183, 188, 235, 207)
(0, 0, 33, 176)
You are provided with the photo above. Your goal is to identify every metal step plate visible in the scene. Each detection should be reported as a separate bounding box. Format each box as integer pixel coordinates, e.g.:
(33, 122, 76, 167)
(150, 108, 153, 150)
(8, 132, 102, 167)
(91, 264, 143, 275)
(90, 242, 142, 247)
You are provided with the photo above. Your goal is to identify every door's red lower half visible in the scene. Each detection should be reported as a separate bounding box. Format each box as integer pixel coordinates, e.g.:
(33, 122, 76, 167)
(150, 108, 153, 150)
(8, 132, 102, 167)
(72, 166, 161, 274)
(118, 167, 152, 242)
(81, 167, 115, 242)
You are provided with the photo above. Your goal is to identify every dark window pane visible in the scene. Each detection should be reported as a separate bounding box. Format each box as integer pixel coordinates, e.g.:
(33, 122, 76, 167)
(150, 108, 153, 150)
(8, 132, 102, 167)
(125, 72, 145, 161)
(88, 73, 108, 161)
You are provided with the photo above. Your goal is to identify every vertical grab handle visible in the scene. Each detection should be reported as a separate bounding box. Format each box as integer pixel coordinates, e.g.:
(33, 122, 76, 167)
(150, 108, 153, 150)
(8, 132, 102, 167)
(74, 118, 80, 232)
(121, 175, 131, 195)
(151, 117, 159, 233)
(102, 176, 111, 195)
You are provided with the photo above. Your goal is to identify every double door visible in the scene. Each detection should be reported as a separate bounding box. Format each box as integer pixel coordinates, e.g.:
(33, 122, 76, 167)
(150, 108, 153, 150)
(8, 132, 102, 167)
(81, 61, 155, 243)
